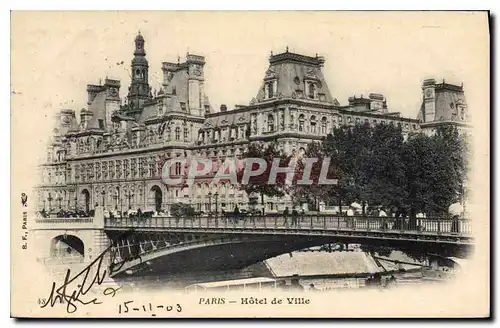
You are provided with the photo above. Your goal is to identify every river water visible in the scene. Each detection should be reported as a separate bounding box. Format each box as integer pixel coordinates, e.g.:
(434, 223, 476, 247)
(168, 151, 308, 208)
(110, 248, 459, 292)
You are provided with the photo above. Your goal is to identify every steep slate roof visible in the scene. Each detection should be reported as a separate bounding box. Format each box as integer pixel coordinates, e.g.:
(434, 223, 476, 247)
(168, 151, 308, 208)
(255, 51, 334, 103)
(86, 91, 107, 130)
(434, 85, 467, 121)
(204, 110, 250, 129)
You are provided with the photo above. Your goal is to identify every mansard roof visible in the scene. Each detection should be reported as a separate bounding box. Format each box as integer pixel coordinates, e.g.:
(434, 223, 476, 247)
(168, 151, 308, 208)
(254, 51, 334, 104)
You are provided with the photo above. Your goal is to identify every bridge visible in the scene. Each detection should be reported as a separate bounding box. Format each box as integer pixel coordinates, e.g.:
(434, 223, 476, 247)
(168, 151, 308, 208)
(30, 208, 474, 278)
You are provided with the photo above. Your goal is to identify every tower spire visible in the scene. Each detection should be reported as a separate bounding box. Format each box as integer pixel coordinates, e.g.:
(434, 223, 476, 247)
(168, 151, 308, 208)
(127, 32, 151, 116)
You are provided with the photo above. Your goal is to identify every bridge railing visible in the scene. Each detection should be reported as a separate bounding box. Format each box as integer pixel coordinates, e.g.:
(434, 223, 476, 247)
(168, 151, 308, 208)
(104, 215, 472, 236)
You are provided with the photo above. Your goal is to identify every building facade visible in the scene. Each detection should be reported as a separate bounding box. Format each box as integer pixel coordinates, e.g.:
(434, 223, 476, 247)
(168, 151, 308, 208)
(36, 33, 471, 214)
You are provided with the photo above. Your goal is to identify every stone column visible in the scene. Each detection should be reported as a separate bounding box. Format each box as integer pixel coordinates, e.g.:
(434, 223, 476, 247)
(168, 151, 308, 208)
(285, 106, 290, 131)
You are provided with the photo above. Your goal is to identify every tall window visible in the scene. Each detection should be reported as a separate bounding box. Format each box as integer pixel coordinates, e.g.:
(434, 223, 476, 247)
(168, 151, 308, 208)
(175, 127, 181, 141)
(298, 114, 305, 132)
(310, 115, 317, 133)
(268, 114, 275, 132)
(321, 117, 327, 134)
(149, 163, 155, 177)
(175, 162, 182, 175)
(184, 128, 189, 141)
(308, 83, 315, 99)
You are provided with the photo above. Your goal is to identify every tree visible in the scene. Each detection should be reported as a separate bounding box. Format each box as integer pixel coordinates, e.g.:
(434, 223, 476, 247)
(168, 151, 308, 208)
(292, 140, 344, 211)
(236, 141, 294, 215)
(402, 125, 470, 226)
(362, 124, 407, 215)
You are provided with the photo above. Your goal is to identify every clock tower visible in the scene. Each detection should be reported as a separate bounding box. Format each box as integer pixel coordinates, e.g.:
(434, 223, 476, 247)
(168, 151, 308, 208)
(422, 78, 436, 122)
(127, 32, 152, 116)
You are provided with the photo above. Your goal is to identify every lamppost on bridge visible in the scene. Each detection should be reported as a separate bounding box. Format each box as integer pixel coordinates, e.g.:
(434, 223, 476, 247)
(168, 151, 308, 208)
(57, 195, 62, 209)
(101, 190, 106, 208)
(47, 193, 53, 212)
(214, 192, 219, 217)
(67, 197, 70, 210)
(207, 192, 212, 215)
(74, 196, 78, 212)
(43, 200, 46, 212)
(126, 190, 134, 210)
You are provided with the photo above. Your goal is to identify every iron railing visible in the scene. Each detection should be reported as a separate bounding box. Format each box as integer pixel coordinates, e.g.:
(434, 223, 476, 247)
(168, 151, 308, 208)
(104, 215, 472, 236)
(35, 218, 94, 224)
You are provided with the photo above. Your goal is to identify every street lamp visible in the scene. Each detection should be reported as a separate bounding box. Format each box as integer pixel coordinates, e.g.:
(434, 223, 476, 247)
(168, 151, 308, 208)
(207, 192, 212, 215)
(74, 196, 78, 212)
(47, 193, 53, 212)
(214, 192, 219, 216)
(43, 200, 46, 211)
(101, 190, 106, 208)
(57, 196, 63, 209)
(126, 190, 135, 210)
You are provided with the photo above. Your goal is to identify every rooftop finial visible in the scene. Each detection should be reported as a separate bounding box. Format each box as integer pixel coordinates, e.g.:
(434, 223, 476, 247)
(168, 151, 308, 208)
(286, 46, 289, 52)
(177, 55, 180, 63)
(270, 50, 273, 56)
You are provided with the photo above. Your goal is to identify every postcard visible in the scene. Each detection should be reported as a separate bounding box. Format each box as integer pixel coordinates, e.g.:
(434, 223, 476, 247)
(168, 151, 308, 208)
(10, 11, 490, 318)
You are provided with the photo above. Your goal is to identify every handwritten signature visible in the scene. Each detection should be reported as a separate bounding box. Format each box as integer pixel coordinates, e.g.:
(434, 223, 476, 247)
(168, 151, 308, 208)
(41, 230, 139, 313)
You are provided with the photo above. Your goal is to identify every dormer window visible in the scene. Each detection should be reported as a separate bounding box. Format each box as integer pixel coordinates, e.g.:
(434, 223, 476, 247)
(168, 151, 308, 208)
(266, 81, 274, 99)
(308, 83, 315, 99)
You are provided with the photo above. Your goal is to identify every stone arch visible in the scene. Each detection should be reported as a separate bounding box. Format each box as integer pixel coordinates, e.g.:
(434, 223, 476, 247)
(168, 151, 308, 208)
(50, 234, 85, 261)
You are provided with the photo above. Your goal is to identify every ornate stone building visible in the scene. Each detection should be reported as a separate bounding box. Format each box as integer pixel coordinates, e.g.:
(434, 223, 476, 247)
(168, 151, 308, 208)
(36, 33, 471, 214)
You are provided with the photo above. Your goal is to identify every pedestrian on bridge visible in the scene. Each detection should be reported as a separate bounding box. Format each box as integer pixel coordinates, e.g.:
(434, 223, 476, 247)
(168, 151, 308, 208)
(291, 208, 298, 226)
(283, 207, 289, 226)
(347, 206, 355, 228)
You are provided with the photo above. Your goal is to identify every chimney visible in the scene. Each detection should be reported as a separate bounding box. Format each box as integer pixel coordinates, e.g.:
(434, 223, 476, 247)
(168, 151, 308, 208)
(220, 104, 227, 112)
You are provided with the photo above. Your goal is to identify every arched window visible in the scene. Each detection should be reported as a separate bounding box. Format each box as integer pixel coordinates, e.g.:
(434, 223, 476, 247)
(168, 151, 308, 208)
(308, 83, 315, 99)
(298, 114, 305, 132)
(310, 115, 317, 133)
(175, 127, 181, 141)
(184, 128, 189, 141)
(321, 117, 327, 134)
(268, 114, 275, 132)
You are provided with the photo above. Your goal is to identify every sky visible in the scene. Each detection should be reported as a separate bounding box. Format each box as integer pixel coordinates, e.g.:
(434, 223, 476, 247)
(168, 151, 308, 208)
(11, 11, 489, 159)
